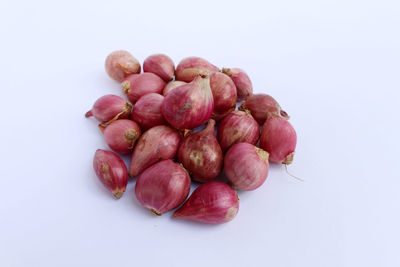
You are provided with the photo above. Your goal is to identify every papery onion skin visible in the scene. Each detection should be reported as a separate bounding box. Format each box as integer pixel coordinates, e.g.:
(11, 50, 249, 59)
(175, 57, 219, 82)
(105, 50, 141, 82)
(217, 110, 260, 151)
(210, 72, 237, 121)
(222, 68, 253, 101)
(143, 54, 175, 82)
(135, 160, 191, 215)
(85, 94, 132, 125)
(161, 75, 214, 130)
(101, 119, 141, 154)
(260, 116, 297, 164)
(224, 143, 269, 191)
(93, 149, 128, 199)
(173, 181, 239, 224)
(122, 73, 166, 103)
(129, 125, 181, 177)
(132, 93, 166, 130)
(178, 119, 223, 182)
(163, 81, 187, 96)
(239, 94, 289, 124)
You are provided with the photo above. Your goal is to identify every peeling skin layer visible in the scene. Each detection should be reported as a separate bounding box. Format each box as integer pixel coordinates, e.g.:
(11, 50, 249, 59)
(260, 116, 297, 164)
(105, 50, 141, 82)
(178, 119, 223, 182)
(175, 57, 219, 82)
(173, 181, 239, 224)
(93, 149, 128, 199)
(217, 110, 260, 151)
(135, 160, 191, 214)
(161, 75, 214, 130)
(224, 143, 269, 191)
(129, 125, 181, 177)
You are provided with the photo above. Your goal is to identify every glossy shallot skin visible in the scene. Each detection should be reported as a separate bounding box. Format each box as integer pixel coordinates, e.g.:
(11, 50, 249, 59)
(178, 119, 223, 182)
(222, 68, 253, 101)
(122, 73, 166, 103)
(135, 160, 191, 215)
(129, 125, 181, 177)
(131, 93, 166, 130)
(209, 72, 237, 121)
(260, 115, 297, 164)
(175, 57, 219, 82)
(101, 119, 141, 154)
(143, 54, 175, 82)
(163, 81, 186, 96)
(173, 181, 239, 224)
(93, 149, 128, 199)
(85, 94, 132, 125)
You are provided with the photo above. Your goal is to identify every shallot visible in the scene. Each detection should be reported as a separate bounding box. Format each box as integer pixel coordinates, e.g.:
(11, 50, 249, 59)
(105, 50, 141, 82)
(143, 54, 175, 82)
(222, 68, 253, 101)
(163, 81, 186, 96)
(209, 72, 237, 120)
(100, 119, 141, 154)
(85, 94, 132, 125)
(122, 73, 166, 103)
(175, 57, 219, 82)
(131, 93, 166, 130)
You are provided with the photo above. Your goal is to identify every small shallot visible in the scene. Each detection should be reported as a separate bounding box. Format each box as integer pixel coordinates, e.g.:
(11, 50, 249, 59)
(239, 94, 289, 124)
(100, 119, 141, 154)
(260, 115, 297, 164)
(105, 50, 141, 82)
(93, 149, 128, 199)
(135, 160, 190, 215)
(210, 72, 237, 120)
(175, 57, 219, 82)
(222, 68, 253, 101)
(162, 75, 214, 130)
(143, 54, 175, 82)
(129, 125, 181, 177)
(85, 94, 132, 125)
(131, 93, 166, 130)
(122, 73, 166, 103)
(224, 143, 269, 191)
(217, 110, 260, 151)
(173, 181, 239, 224)
(163, 81, 186, 96)
(178, 119, 223, 182)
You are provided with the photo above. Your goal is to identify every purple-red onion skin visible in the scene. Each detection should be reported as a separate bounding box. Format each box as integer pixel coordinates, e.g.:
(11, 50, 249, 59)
(135, 160, 190, 215)
(129, 125, 181, 177)
(178, 119, 223, 182)
(93, 149, 128, 199)
(85, 94, 132, 125)
(163, 81, 187, 96)
(161, 75, 214, 130)
(224, 143, 269, 191)
(222, 68, 253, 101)
(175, 57, 219, 82)
(260, 116, 297, 164)
(217, 110, 260, 151)
(173, 181, 239, 224)
(239, 94, 289, 124)
(143, 54, 175, 82)
(210, 72, 237, 121)
(132, 93, 166, 130)
(122, 73, 166, 103)
(102, 119, 141, 154)
(105, 50, 141, 82)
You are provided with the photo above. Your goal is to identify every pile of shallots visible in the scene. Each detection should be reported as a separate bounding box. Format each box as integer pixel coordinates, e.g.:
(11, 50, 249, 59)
(86, 50, 297, 224)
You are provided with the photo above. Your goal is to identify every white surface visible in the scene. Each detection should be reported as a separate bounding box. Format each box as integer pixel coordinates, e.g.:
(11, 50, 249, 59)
(0, 0, 399, 266)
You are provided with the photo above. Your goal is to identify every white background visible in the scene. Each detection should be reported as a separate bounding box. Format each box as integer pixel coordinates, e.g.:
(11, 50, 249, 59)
(0, 0, 399, 266)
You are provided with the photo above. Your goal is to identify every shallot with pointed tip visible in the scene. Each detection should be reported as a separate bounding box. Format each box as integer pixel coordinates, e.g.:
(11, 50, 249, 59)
(93, 149, 128, 199)
(217, 110, 260, 151)
(222, 68, 253, 101)
(175, 57, 219, 82)
(143, 54, 175, 82)
(131, 93, 166, 130)
(85, 94, 132, 125)
(260, 115, 297, 164)
(163, 81, 186, 96)
(105, 50, 141, 82)
(129, 125, 181, 177)
(178, 119, 223, 182)
(239, 94, 289, 124)
(122, 73, 166, 103)
(210, 72, 237, 121)
(224, 143, 269, 190)
(135, 160, 191, 215)
(173, 181, 239, 224)
(161, 75, 214, 130)
(100, 119, 141, 154)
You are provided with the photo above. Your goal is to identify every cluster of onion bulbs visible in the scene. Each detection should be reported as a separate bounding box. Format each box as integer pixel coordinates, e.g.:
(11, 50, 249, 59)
(86, 50, 297, 224)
